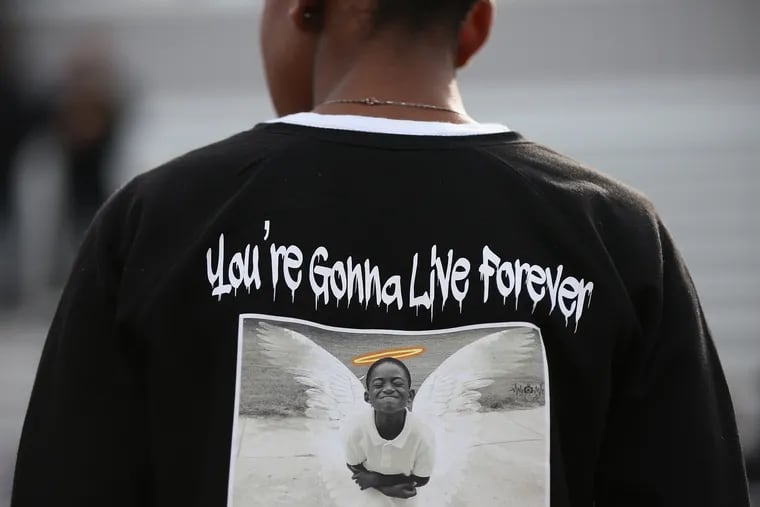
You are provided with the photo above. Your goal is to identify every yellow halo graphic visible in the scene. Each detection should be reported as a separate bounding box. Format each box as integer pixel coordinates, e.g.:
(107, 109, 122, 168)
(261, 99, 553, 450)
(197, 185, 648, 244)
(352, 346, 426, 366)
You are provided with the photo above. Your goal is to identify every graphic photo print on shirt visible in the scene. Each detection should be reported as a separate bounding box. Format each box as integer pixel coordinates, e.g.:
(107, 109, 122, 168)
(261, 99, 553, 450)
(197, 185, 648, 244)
(229, 315, 549, 507)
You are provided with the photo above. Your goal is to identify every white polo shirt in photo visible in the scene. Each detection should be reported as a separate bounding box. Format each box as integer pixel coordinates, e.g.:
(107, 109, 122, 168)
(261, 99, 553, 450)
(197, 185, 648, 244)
(342, 407, 435, 478)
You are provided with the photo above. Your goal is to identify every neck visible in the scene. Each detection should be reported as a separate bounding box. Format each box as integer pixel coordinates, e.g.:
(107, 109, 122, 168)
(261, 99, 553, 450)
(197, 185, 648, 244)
(375, 410, 407, 440)
(312, 35, 473, 124)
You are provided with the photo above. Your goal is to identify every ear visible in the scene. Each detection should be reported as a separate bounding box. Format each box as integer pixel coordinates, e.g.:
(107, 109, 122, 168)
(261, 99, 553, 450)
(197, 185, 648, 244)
(289, 0, 324, 31)
(364, 391, 370, 403)
(455, 0, 494, 69)
(408, 389, 416, 402)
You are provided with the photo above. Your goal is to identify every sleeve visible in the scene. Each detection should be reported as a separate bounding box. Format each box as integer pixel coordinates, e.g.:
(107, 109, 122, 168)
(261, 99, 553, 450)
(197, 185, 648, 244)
(594, 218, 750, 506)
(412, 428, 435, 478)
(341, 418, 366, 466)
(11, 180, 151, 506)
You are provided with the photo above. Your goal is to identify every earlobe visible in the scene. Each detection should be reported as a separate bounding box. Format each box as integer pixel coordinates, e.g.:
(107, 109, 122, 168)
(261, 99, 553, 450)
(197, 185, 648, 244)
(290, 0, 322, 31)
(456, 0, 494, 68)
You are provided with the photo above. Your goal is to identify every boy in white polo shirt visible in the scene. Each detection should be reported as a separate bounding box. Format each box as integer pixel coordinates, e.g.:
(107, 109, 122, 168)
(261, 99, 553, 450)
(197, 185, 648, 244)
(342, 358, 435, 504)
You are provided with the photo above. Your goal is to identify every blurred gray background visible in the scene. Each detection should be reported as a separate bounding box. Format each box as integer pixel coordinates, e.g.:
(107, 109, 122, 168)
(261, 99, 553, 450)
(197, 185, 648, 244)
(1, 0, 758, 504)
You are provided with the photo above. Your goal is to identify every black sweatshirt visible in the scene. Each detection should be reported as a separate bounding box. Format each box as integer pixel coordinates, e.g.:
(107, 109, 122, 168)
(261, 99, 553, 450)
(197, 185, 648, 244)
(12, 115, 749, 507)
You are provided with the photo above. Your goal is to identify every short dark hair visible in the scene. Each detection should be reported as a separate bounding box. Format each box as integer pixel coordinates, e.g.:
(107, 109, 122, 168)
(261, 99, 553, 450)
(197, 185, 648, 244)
(365, 357, 412, 389)
(370, 0, 478, 36)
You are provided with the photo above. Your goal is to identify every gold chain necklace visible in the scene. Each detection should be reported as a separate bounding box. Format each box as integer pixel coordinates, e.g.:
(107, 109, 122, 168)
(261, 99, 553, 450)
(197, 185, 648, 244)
(319, 97, 463, 115)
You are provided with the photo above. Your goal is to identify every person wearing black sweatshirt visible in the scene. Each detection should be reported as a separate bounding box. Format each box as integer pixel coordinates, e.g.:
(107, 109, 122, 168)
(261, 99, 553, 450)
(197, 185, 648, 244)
(12, 1, 750, 506)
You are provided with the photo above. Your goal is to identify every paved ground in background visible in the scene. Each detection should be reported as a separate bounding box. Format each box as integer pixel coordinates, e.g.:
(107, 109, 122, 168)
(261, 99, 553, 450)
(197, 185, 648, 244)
(233, 410, 547, 507)
(0, 296, 57, 507)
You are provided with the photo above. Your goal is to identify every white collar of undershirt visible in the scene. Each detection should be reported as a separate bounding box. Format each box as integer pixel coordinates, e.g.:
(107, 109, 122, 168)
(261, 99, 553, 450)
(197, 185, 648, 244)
(268, 112, 510, 136)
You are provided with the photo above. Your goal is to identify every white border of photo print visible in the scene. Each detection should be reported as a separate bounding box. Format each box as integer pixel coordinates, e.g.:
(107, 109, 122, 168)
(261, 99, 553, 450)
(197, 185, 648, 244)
(229, 315, 550, 507)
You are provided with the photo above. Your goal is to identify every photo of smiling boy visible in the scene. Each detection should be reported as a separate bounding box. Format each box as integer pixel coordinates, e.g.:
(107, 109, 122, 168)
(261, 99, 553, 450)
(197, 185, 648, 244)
(342, 358, 435, 504)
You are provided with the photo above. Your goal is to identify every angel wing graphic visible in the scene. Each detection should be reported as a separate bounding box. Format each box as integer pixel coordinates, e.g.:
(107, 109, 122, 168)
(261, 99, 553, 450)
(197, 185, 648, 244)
(256, 323, 535, 507)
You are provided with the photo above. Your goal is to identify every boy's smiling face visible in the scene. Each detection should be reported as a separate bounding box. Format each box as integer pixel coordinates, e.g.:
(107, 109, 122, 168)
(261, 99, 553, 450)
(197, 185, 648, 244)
(365, 361, 415, 414)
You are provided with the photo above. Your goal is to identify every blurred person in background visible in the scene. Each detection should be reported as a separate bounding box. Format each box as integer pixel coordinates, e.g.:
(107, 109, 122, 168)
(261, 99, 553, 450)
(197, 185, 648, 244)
(0, 3, 45, 307)
(11, 1, 751, 506)
(52, 32, 125, 272)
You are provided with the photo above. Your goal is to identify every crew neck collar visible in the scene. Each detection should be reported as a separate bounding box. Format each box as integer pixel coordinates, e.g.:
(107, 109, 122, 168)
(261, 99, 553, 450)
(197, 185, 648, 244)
(268, 112, 511, 137)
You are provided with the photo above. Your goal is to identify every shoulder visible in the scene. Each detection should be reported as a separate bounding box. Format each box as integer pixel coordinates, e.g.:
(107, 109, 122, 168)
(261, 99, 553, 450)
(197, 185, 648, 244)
(77, 125, 302, 292)
(341, 408, 371, 441)
(407, 412, 435, 446)
(488, 140, 657, 220)
(96, 124, 299, 247)
(487, 139, 662, 262)
(128, 125, 295, 204)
